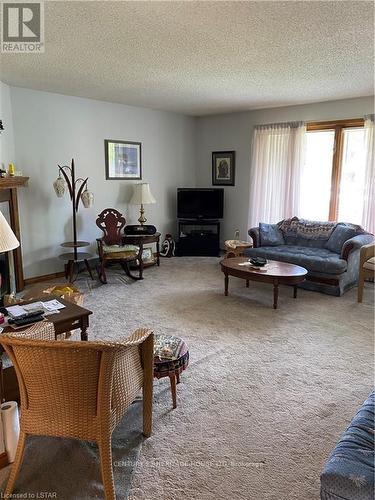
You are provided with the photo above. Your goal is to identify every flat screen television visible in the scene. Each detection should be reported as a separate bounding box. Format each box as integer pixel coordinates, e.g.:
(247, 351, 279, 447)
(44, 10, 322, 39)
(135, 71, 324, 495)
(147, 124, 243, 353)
(177, 188, 224, 219)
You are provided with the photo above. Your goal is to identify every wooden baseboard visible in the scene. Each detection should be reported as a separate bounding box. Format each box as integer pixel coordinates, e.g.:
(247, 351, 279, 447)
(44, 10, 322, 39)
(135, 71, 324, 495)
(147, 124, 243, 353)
(0, 451, 8, 469)
(24, 271, 66, 286)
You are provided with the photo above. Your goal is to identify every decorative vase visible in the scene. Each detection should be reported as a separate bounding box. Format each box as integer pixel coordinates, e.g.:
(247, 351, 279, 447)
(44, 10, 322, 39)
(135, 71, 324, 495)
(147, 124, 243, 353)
(8, 163, 15, 177)
(81, 187, 94, 208)
(53, 174, 66, 198)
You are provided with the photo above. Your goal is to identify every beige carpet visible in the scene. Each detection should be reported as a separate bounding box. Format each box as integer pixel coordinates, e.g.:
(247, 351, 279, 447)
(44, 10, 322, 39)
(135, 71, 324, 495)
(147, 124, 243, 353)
(1, 257, 374, 499)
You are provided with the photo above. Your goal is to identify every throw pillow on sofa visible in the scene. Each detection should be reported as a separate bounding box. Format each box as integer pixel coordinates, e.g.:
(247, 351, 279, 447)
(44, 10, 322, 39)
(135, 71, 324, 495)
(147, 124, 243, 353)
(325, 224, 356, 254)
(259, 223, 285, 246)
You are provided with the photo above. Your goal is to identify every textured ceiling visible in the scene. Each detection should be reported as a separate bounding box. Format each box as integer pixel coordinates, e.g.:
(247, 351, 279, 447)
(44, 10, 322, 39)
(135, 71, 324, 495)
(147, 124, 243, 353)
(0, 1, 374, 116)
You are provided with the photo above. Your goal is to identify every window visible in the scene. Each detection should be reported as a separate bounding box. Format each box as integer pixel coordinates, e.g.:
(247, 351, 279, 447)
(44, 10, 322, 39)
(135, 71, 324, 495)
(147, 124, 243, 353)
(300, 130, 335, 221)
(338, 128, 366, 224)
(300, 119, 365, 222)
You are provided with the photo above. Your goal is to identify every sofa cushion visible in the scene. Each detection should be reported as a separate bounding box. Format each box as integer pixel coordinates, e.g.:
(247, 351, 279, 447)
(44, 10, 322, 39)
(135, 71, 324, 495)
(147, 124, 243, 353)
(245, 246, 347, 275)
(259, 223, 285, 246)
(325, 225, 357, 254)
(294, 236, 329, 248)
(320, 391, 374, 500)
(103, 244, 139, 253)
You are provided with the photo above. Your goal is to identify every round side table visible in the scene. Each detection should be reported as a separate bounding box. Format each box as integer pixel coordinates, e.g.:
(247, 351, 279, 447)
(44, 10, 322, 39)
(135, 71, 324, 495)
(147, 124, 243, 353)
(153, 334, 189, 409)
(59, 242, 95, 283)
(224, 239, 252, 258)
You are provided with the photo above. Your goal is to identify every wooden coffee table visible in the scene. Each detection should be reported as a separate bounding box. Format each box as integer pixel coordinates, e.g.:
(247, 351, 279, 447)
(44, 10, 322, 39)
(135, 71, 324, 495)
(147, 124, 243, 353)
(220, 257, 308, 309)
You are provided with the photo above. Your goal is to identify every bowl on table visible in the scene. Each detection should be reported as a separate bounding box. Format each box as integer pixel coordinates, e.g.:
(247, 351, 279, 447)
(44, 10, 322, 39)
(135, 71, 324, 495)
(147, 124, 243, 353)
(249, 257, 267, 267)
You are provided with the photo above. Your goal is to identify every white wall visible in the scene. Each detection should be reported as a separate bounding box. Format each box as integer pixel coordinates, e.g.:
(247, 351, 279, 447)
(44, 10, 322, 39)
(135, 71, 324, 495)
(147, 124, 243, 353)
(195, 96, 374, 243)
(5, 86, 374, 279)
(9, 87, 196, 278)
(0, 82, 15, 171)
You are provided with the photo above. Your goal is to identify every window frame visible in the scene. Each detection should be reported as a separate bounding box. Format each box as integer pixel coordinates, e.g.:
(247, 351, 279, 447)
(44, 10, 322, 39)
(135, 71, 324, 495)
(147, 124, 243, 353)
(306, 118, 364, 221)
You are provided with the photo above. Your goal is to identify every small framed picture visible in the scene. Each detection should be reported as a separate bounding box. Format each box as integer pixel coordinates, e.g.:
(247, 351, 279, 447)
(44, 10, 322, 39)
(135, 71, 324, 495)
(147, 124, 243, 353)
(131, 247, 155, 269)
(105, 140, 142, 180)
(141, 247, 155, 264)
(212, 151, 235, 186)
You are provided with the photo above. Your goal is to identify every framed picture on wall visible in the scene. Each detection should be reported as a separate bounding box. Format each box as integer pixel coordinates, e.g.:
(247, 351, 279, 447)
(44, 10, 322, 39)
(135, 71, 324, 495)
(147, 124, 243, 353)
(212, 151, 235, 186)
(105, 140, 142, 180)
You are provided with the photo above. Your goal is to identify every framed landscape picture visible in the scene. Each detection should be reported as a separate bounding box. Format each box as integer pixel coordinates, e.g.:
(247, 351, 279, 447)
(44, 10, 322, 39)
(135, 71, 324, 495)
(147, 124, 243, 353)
(212, 151, 235, 186)
(105, 140, 142, 180)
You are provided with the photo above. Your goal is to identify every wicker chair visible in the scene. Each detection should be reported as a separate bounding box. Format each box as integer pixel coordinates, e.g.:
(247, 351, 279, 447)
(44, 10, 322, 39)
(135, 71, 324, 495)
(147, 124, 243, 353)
(0, 328, 154, 500)
(358, 242, 375, 302)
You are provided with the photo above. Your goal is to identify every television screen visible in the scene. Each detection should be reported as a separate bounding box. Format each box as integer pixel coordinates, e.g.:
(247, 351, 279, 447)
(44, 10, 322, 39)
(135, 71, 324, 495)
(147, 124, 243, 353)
(177, 188, 224, 219)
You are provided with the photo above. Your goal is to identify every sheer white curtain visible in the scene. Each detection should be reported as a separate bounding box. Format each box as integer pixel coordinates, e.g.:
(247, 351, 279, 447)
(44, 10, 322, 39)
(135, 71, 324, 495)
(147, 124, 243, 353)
(362, 115, 374, 234)
(248, 121, 306, 228)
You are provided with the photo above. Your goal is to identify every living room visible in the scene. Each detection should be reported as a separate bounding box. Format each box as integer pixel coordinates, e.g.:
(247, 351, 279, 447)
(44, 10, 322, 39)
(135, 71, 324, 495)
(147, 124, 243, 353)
(0, 1, 373, 500)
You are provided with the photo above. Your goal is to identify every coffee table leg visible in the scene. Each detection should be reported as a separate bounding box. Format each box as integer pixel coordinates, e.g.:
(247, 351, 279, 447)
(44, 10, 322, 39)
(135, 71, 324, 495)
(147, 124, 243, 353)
(293, 285, 298, 299)
(224, 273, 229, 296)
(169, 374, 177, 409)
(246, 280, 249, 288)
(273, 282, 279, 309)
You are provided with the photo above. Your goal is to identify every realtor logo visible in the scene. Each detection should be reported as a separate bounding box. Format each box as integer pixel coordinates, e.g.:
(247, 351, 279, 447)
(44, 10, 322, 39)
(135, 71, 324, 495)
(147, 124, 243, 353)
(1, 2, 44, 53)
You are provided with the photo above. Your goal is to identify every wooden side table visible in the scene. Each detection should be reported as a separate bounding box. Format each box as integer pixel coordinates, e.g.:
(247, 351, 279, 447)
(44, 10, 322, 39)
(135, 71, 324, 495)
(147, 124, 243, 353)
(59, 241, 95, 283)
(0, 297, 93, 402)
(123, 232, 161, 279)
(153, 334, 189, 409)
(224, 239, 252, 258)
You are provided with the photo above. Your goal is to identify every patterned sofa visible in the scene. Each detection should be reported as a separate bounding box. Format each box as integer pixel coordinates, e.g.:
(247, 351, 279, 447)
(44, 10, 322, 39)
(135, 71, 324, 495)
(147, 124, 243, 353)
(320, 391, 374, 500)
(246, 217, 374, 296)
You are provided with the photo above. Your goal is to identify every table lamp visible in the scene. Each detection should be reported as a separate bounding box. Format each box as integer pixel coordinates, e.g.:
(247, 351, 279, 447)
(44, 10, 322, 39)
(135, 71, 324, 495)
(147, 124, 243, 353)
(0, 211, 20, 288)
(130, 183, 156, 225)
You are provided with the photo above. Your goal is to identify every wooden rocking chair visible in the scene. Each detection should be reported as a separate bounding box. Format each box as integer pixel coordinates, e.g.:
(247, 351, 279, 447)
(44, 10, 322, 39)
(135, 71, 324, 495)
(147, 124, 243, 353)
(96, 208, 143, 284)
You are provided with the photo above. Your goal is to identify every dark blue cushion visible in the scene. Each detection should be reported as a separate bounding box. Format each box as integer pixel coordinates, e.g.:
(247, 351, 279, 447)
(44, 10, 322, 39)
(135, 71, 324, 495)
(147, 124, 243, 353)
(244, 246, 347, 275)
(325, 225, 357, 254)
(259, 223, 285, 246)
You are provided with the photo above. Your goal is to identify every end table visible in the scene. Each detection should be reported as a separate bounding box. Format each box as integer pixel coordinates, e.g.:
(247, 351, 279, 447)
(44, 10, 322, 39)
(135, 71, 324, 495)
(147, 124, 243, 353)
(59, 241, 95, 282)
(122, 232, 161, 280)
(224, 239, 252, 258)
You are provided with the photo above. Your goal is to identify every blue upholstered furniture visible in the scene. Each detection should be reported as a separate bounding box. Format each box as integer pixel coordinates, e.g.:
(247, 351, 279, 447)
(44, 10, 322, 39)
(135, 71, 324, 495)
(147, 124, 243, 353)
(246, 218, 374, 296)
(320, 391, 374, 500)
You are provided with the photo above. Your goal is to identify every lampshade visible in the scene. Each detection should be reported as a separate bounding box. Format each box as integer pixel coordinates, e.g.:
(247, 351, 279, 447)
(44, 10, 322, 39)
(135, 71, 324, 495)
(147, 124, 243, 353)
(81, 185, 94, 208)
(130, 183, 156, 205)
(0, 211, 19, 252)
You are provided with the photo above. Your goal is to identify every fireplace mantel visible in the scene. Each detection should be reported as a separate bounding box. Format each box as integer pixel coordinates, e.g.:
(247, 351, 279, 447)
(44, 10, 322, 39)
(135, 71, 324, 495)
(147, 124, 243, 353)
(0, 176, 29, 292)
(0, 176, 29, 190)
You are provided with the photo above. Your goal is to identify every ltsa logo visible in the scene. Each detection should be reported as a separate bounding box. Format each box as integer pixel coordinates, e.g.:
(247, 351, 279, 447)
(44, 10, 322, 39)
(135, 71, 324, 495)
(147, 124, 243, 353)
(1, 2, 45, 53)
